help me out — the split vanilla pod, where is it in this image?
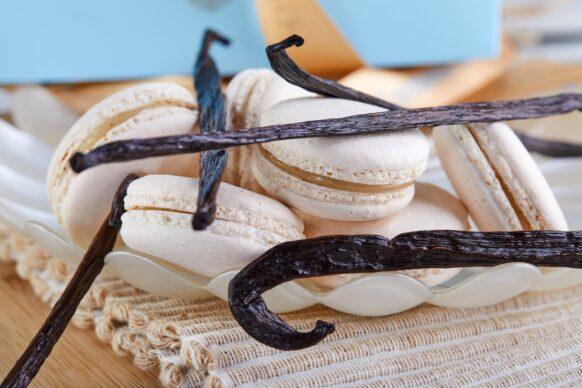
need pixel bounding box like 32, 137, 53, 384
192, 29, 230, 231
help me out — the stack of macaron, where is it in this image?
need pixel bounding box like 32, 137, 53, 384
251, 90, 471, 288
48, 68, 568, 291
48, 73, 311, 279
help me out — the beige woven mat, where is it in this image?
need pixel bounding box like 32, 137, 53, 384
1, 222, 581, 387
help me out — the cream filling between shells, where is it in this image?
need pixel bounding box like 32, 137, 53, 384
257, 145, 415, 194
465, 124, 545, 231
123, 209, 300, 247
51, 99, 197, 222
124, 201, 303, 243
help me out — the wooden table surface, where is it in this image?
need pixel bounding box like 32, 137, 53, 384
0, 264, 158, 387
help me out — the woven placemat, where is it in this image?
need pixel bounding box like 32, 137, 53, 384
1, 222, 581, 387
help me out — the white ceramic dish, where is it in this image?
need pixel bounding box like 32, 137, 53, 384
0, 124, 580, 315
20, 221, 581, 314
0, 119, 52, 180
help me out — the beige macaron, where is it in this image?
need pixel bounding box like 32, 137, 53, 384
223, 69, 313, 191
300, 183, 469, 289
433, 122, 568, 232
225, 68, 313, 130
254, 97, 429, 221
47, 83, 199, 248
120, 174, 305, 278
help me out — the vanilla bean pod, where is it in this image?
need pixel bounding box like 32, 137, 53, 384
228, 231, 582, 350
69, 93, 582, 172
515, 131, 582, 157
1, 174, 138, 388
192, 29, 230, 230
267, 34, 582, 158
266, 35, 401, 110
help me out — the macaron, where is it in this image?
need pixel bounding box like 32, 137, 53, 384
300, 183, 469, 289
120, 174, 305, 278
433, 122, 568, 232
254, 97, 430, 221
223, 69, 313, 191
48, 83, 199, 248
225, 68, 313, 130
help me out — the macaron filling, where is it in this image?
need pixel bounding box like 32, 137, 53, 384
51, 99, 196, 195
49, 99, 197, 229
124, 185, 304, 244
257, 144, 414, 194
123, 209, 300, 248
465, 124, 535, 231
73, 99, 195, 155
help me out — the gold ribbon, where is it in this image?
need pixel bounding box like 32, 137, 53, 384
255, 0, 364, 77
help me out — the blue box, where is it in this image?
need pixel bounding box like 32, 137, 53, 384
0, 0, 501, 84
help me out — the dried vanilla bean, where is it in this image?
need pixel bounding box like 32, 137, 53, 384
228, 231, 582, 350
69, 93, 582, 172
192, 29, 230, 230
266, 35, 401, 110
516, 131, 582, 157
268, 34, 582, 158
1, 174, 138, 388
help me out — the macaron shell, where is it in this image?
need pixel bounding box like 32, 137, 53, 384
125, 174, 304, 237
242, 73, 278, 128
301, 183, 469, 288
224, 69, 312, 191
253, 151, 415, 221
60, 109, 198, 247
48, 82, 195, 188
48, 82, 196, 207
48, 82, 198, 248
260, 97, 429, 185
225, 68, 273, 130
121, 211, 284, 278
434, 123, 568, 231
224, 69, 274, 190
470, 122, 567, 231
225, 68, 314, 130
313, 268, 462, 290
256, 75, 314, 119
301, 182, 469, 237
433, 125, 519, 231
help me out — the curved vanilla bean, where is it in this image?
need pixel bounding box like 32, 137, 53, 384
266, 35, 401, 110
516, 131, 582, 157
228, 231, 582, 350
1, 174, 138, 388
69, 93, 582, 172
192, 29, 230, 231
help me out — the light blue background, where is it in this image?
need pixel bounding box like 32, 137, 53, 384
0, 0, 501, 84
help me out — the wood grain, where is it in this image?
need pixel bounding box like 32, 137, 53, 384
0, 265, 157, 387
